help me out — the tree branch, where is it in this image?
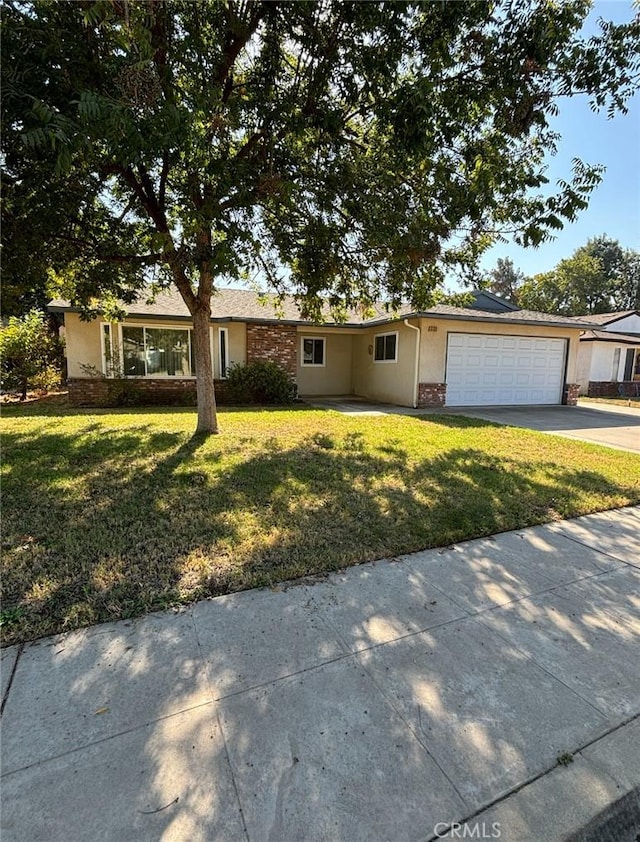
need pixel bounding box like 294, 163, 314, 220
217, 0, 266, 102
114, 164, 197, 312
52, 233, 161, 264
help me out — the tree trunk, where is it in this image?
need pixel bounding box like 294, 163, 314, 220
192, 302, 218, 434
20, 377, 28, 401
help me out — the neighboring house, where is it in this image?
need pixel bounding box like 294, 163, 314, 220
572, 311, 640, 397
49, 288, 590, 408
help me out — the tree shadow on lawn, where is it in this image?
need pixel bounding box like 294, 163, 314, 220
1, 415, 637, 644
2, 420, 638, 838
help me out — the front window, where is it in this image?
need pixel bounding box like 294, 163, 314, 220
145, 328, 190, 376
302, 336, 325, 366
120, 325, 193, 377
374, 332, 397, 362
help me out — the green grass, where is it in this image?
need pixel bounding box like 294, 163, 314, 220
2, 401, 639, 644
579, 395, 640, 408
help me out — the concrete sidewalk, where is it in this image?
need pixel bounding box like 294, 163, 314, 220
1, 508, 639, 842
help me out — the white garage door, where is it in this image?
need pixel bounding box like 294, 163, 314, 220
446, 333, 566, 406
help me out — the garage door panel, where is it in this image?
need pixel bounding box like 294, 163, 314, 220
446, 333, 566, 406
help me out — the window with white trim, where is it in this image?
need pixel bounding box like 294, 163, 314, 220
101, 324, 194, 377
301, 336, 325, 366
101, 323, 115, 376
219, 327, 229, 378
374, 331, 397, 362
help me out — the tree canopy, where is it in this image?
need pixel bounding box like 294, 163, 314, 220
506, 235, 640, 315
3, 0, 639, 430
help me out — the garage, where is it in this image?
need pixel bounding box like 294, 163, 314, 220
445, 333, 567, 406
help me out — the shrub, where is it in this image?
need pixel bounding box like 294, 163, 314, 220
0, 310, 63, 399
226, 360, 296, 404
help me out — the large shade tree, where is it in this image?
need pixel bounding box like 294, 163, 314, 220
3, 0, 639, 432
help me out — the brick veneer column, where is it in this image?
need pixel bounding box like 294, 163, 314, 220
417, 382, 446, 407
246, 323, 298, 378
563, 383, 580, 405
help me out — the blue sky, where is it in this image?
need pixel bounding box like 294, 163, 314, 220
476, 0, 640, 282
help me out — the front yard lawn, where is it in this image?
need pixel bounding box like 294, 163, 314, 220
2, 403, 639, 644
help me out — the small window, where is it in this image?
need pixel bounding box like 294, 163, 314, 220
374, 332, 397, 362
102, 323, 113, 376
611, 347, 621, 382
302, 337, 325, 366
219, 328, 229, 378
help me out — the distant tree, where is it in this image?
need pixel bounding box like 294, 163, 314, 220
616, 249, 640, 310
583, 236, 640, 310
516, 236, 640, 315
517, 269, 568, 314
485, 258, 525, 302
3, 1, 640, 432
0, 311, 62, 400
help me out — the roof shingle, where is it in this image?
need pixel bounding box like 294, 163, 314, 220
48, 287, 591, 329
568, 310, 639, 326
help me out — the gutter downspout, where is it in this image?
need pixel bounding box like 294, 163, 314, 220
404, 318, 421, 408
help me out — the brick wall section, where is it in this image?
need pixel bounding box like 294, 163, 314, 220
587, 381, 639, 398
417, 382, 446, 407
246, 324, 297, 378
563, 383, 580, 406
68, 378, 230, 407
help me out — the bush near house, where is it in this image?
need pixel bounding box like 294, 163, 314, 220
226, 360, 296, 404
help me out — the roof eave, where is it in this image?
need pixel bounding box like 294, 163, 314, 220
48, 302, 590, 330
407, 311, 591, 330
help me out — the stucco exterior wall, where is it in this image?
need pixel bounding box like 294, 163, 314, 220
222, 322, 246, 375
64, 313, 103, 378
352, 322, 418, 407
590, 343, 619, 382
576, 342, 594, 394
417, 318, 582, 385
65, 314, 245, 379
296, 330, 354, 396
587, 342, 640, 381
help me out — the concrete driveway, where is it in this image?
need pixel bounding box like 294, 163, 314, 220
1, 507, 639, 842
440, 404, 640, 452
